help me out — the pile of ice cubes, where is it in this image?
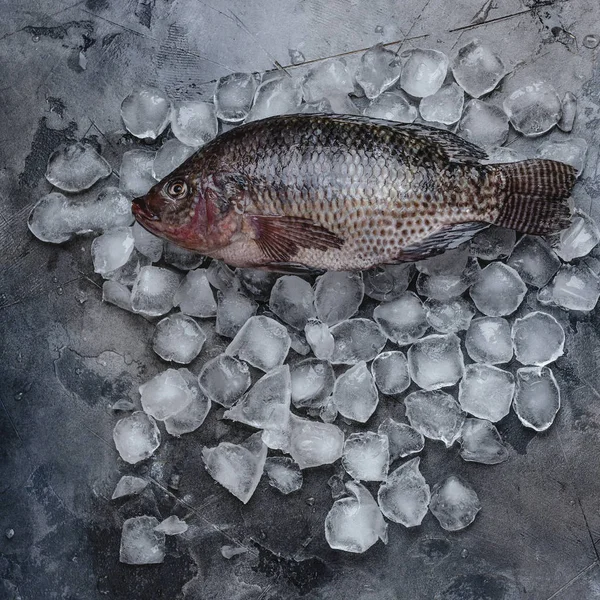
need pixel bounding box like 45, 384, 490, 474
26, 38, 600, 562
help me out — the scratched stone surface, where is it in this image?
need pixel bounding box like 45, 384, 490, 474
1, 1, 600, 599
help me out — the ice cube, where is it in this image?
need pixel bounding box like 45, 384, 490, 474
290, 358, 335, 409
512, 311, 565, 366
224, 364, 291, 431
332, 361, 379, 423
537, 138, 588, 178
173, 269, 217, 318
373, 292, 428, 345
120, 516, 165, 564
451, 39, 506, 98
507, 235, 560, 288
304, 319, 335, 360
236, 268, 279, 301
269, 275, 316, 330
153, 313, 206, 364
400, 48, 449, 98
264, 457, 303, 494
140, 368, 193, 421
288, 415, 344, 468
407, 334, 464, 390
483, 146, 525, 163
363, 91, 418, 123
371, 351, 410, 396
416, 245, 469, 277
164, 369, 211, 436
105, 248, 150, 286
206, 260, 235, 291
465, 316, 513, 364
152, 138, 196, 180
155, 515, 188, 535
429, 476, 481, 531
314, 271, 364, 325
202, 432, 267, 503
45, 142, 111, 192
319, 400, 338, 424
537, 264, 600, 312
113, 411, 161, 464
404, 390, 465, 447
458, 100, 509, 148
220, 545, 248, 559
214, 72, 260, 123
469, 262, 526, 316
170, 101, 218, 147
301, 98, 334, 114
377, 457, 430, 527
419, 83, 464, 125
91, 227, 135, 276
469, 227, 516, 261
302, 59, 354, 103
558, 91, 577, 132
111, 475, 148, 500
503, 82, 561, 137
131, 266, 181, 316
513, 366, 560, 431
363, 264, 414, 301
120, 85, 171, 139
119, 149, 157, 198
552, 210, 600, 261
458, 364, 515, 422
216, 288, 259, 338
330, 318, 387, 365
355, 44, 402, 99
424, 297, 475, 334
198, 354, 251, 408
342, 432, 389, 482
133, 222, 163, 262
377, 418, 424, 462
459, 418, 509, 465
324, 481, 388, 553
102, 280, 133, 312
163, 242, 205, 271
416, 257, 481, 300
247, 74, 303, 121
226, 315, 291, 371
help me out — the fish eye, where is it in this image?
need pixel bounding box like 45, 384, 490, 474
165, 180, 188, 200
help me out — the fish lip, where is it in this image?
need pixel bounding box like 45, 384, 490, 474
132, 197, 159, 221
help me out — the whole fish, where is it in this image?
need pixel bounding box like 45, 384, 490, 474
132, 113, 576, 271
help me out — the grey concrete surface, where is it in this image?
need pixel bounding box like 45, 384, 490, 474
2, 0, 600, 599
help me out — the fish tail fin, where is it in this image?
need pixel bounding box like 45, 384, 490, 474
493, 159, 576, 235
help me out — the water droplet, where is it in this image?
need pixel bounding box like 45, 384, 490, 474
461, 548, 469, 558
583, 34, 600, 49
52, 277, 58, 283
32, 35, 40, 43
5, 528, 14, 539
57, 287, 64, 295
14, 392, 23, 401
375, 25, 384, 33
305, 497, 315, 506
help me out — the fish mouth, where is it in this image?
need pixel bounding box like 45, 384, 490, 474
132, 197, 160, 222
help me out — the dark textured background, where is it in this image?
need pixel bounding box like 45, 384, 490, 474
2, 1, 600, 598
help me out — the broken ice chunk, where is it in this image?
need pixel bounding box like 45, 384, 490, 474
503, 82, 561, 137
404, 390, 465, 447
458, 100, 509, 148
363, 264, 413, 301
152, 138, 196, 180
419, 83, 464, 125
202, 432, 267, 503
469, 227, 516, 261
552, 210, 600, 262
537, 138, 587, 176
465, 317, 513, 365
558, 91, 577, 132
355, 44, 401, 99
314, 271, 364, 325
363, 91, 418, 123
290, 358, 335, 409
264, 457, 303, 494
513, 366, 560, 431
113, 411, 161, 464
164, 369, 211, 436
207, 260, 236, 291
131, 266, 181, 317
139, 369, 192, 421
46, 142, 111, 192
451, 39, 506, 98
378, 418, 424, 462
155, 515, 188, 535
247, 74, 302, 121
458, 364, 514, 422
120, 516, 165, 564
170, 101, 218, 147
400, 48, 449, 98
332, 362, 378, 423
371, 351, 410, 396
174, 269, 217, 318
304, 319, 335, 360
133, 222, 163, 262
236, 268, 278, 301
330, 319, 387, 365
342, 432, 389, 482
373, 292, 428, 345
302, 59, 354, 104
269, 275, 316, 330
416, 257, 481, 301
112, 475, 148, 500
288, 415, 344, 468
121, 85, 171, 139
459, 418, 509, 465
469, 262, 526, 317
537, 264, 600, 312
214, 72, 259, 122
407, 334, 464, 391
119, 149, 157, 198
91, 227, 135, 276
102, 280, 133, 312
226, 316, 291, 372
216, 288, 258, 338
163, 242, 205, 271
377, 457, 430, 527
198, 354, 251, 408
429, 476, 481, 531
324, 481, 388, 553
424, 297, 475, 334
507, 235, 560, 288
512, 311, 565, 367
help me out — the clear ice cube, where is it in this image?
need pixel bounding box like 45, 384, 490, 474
170, 101, 218, 147
363, 91, 418, 123
513, 366, 560, 431
119, 149, 157, 198
373, 291, 428, 345
139, 368, 193, 420
552, 210, 600, 262
198, 353, 251, 408
207, 260, 236, 291
342, 432, 389, 482
332, 361, 379, 423
558, 91, 577, 132
537, 264, 600, 312
113, 411, 161, 464
459, 418, 509, 465
416, 257, 481, 300
112, 475, 148, 500
424, 297, 475, 334
400, 48, 449, 98
451, 39, 506, 98
102, 280, 133, 312
469, 227, 516, 261
355, 44, 402, 99
214, 72, 259, 123
152, 138, 196, 180
247, 74, 303, 121
314, 271, 364, 326
164, 369, 211, 436
155, 515, 188, 535
45, 142, 111, 192
290, 358, 335, 409
416, 245, 469, 277
503, 82, 561, 137
264, 457, 303, 494
377, 418, 424, 462
304, 319, 335, 360
104, 248, 150, 287
131, 266, 181, 317
216, 288, 258, 338
429, 476, 481, 531
152, 313, 206, 364
507, 235, 560, 288
288, 415, 344, 468
363, 264, 413, 301
371, 351, 410, 396
133, 221, 163, 262
120, 516, 165, 564
120, 85, 171, 139
269, 275, 316, 330
458, 100, 509, 148
302, 59, 354, 104
512, 311, 565, 366
163, 242, 205, 271
469, 262, 526, 316
407, 333, 465, 390
236, 268, 279, 301
91, 227, 135, 276
536, 138, 587, 176
465, 316, 513, 364
330, 318, 387, 365
458, 364, 515, 422
419, 83, 464, 125
174, 269, 217, 318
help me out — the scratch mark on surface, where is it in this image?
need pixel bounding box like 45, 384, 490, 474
0, 397, 23, 443
545, 562, 599, 599
470, 0, 497, 25
449, 9, 531, 32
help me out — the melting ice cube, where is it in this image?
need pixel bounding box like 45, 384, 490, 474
511, 311, 565, 367
459, 418, 509, 465
152, 138, 196, 180
290, 358, 335, 409
407, 333, 465, 390
465, 316, 513, 365
503, 82, 561, 137
120, 85, 171, 139
419, 83, 464, 125
164, 369, 211, 436
45, 142, 111, 192
113, 411, 161, 464
342, 432, 389, 482
429, 476, 481, 531
174, 269, 217, 318
198, 353, 251, 408
373, 292, 428, 345
458, 364, 515, 422
469, 227, 516, 261
378, 418, 424, 462
139, 368, 193, 421
469, 262, 526, 317
133, 222, 163, 262
363, 264, 414, 301
269, 275, 316, 330
214, 72, 260, 123
216, 288, 258, 338
458, 100, 509, 148
247, 74, 303, 122
288, 415, 345, 469
119, 149, 157, 198
400, 48, 449, 98
304, 319, 335, 360
536, 138, 587, 176
170, 101, 218, 147
355, 44, 402, 99
330, 319, 387, 365
513, 366, 560, 431
91, 227, 135, 276
331, 361, 379, 423
537, 264, 600, 312
424, 297, 475, 334
507, 235, 560, 288
155, 515, 188, 535
363, 91, 418, 123
371, 351, 410, 396
451, 39, 506, 98
264, 457, 303, 494
314, 271, 364, 325
111, 475, 148, 500
120, 516, 165, 564
131, 266, 181, 317
551, 210, 600, 262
